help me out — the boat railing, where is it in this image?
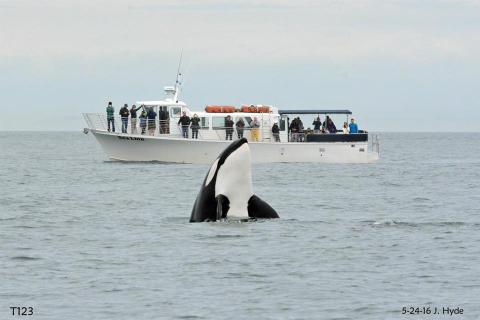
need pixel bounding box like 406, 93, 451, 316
371, 134, 380, 154
83, 113, 108, 131
83, 113, 276, 142
83, 113, 372, 145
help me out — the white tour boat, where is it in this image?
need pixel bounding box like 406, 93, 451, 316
83, 85, 379, 164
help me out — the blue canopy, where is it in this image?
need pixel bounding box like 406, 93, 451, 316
279, 109, 352, 115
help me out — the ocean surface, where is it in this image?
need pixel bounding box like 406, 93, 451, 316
1, 132, 479, 320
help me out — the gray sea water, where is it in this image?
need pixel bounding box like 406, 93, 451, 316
1, 132, 479, 320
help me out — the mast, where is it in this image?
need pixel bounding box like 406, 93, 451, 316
174, 50, 183, 103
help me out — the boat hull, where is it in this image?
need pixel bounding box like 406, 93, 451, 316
89, 130, 379, 164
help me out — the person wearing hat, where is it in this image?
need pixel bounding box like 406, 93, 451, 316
106, 101, 115, 132
349, 118, 358, 134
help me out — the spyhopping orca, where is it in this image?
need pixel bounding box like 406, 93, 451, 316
190, 138, 279, 222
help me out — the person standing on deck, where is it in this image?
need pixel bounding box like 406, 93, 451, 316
159, 108, 170, 134
225, 115, 234, 140
349, 118, 359, 134
326, 117, 337, 134
139, 110, 147, 135
322, 116, 329, 131
289, 118, 298, 142
106, 101, 115, 132
343, 121, 349, 134
190, 114, 200, 139
129, 104, 142, 134
119, 104, 130, 133
236, 118, 245, 139
272, 122, 280, 142
147, 107, 157, 136
250, 117, 261, 142
297, 117, 304, 142
313, 116, 322, 133
178, 111, 191, 138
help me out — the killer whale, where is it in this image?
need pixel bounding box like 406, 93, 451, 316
190, 138, 279, 222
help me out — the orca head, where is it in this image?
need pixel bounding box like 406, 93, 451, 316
190, 138, 279, 222
205, 138, 253, 219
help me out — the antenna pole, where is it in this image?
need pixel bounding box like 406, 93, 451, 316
174, 50, 183, 102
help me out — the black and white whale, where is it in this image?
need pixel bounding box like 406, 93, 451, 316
190, 138, 279, 222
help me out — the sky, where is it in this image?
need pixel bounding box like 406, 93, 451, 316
1, 0, 479, 131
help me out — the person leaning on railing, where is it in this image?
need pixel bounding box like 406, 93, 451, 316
106, 101, 115, 132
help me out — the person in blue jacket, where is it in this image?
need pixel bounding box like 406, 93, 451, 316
349, 118, 359, 134
147, 108, 157, 136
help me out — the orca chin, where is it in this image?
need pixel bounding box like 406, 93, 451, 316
190, 138, 279, 223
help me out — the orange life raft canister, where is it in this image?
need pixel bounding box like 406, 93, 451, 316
241, 105, 258, 113
241, 105, 271, 113
205, 105, 236, 113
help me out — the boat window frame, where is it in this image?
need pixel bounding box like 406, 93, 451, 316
170, 107, 182, 118
211, 115, 231, 129
200, 116, 210, 129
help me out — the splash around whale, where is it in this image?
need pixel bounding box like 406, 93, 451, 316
190, 138, 279, 222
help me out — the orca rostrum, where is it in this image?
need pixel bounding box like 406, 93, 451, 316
190, 138, 279, 222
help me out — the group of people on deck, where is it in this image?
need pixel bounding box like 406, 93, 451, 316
106, 102, 167, 136
290, 116, 359, 141
177, 113, 262, 142
106, 102, 359, 142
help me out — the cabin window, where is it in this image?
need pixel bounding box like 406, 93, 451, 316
200, 117, 210, 129
171, 107, 181, 118
212, 116, 227, 129
159, 106, 169, 120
